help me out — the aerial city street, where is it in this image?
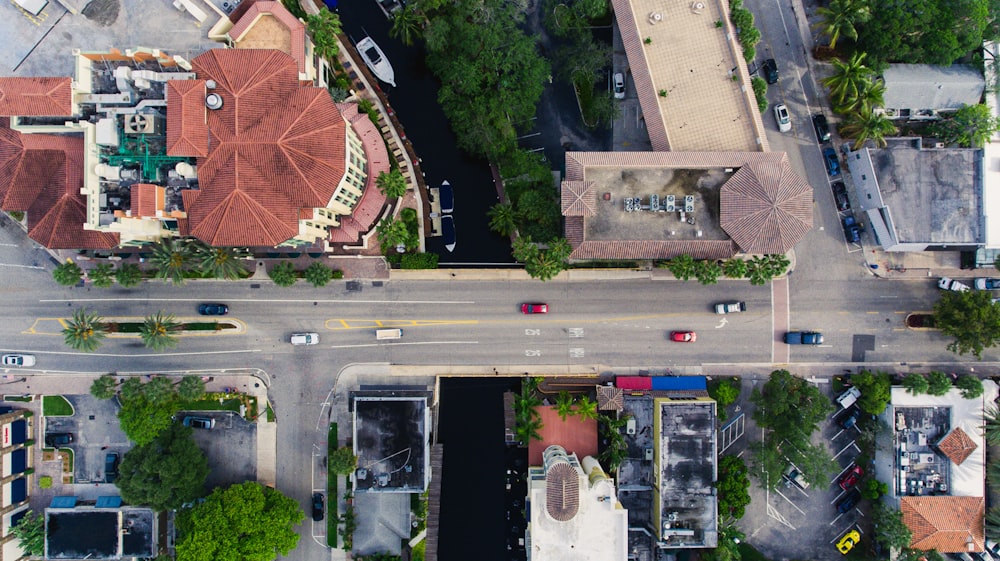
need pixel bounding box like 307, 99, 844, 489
0, 0, 998, 560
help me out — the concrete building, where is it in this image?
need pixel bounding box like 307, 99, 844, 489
881, 64, 985, 121
526, 445, 628, 561
0, 408, 32, 561
352, 394, 430, 494
44, 498, 154, 560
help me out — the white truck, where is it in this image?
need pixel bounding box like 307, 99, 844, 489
938, 277, 970, 292
376, 328, 402, 340
836, 387, 861, 410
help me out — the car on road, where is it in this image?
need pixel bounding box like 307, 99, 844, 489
975, 278, 1000, 290
773, 103, 791, 132
836, 488, 862, 513
938, 277, 970, 292
312, 493, 325, 521
813, 114, 831, 142
715, 301, 746, 314
44, 433, 74, 447
761, 59, 778, 84
2, 354, 35, 367
831, 181, 850, 212
290, 333, 319, 345
836, 530, 860, 554
197, 303, 229, 315
842, 215, 861, 243
784, 331, 823, 345
669, 331, 696, 342
105, 452, 120, 483
182, 416, 215, 430
824, 147, 841, 176
521, 303, 548, 314
838, 465, 863, 490
613, 72, 626, 99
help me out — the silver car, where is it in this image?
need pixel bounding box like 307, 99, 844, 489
773, 103, 791, 132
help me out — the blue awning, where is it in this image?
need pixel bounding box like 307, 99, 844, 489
11, 477, 26, 503
50, 496, 78, 508
650, 376, 707, 391
10, 419, 26, 444
95, 496, 122, 508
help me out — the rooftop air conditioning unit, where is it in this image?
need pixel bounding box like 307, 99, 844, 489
124, 114, 155, 134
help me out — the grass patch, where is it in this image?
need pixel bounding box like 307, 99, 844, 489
265, 403, 275, 422
412, 540, 426, 561
4, 395, 32, 402
738, 543, 771, 561
177, 397, 242, 412
42, 395, 73, 417
328, 422, 338, 548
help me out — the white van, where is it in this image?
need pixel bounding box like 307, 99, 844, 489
376, 328, 402, 340
836, 387, 861, 409
290, 333, 319, 346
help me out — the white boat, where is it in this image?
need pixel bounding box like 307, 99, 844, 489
356, 37, 395, 87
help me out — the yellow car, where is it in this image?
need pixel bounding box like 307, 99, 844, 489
836, 530, 860, 554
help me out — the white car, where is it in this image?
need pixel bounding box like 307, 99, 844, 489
613, 73, 626, 99
774, 103, 791, 132
2, 354, 35, 367
290, 333, 319, 346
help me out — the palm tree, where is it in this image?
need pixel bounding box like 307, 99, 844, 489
515, 414, 543, 443
574, 395, 599, 420
140, 311, 180, 352
822, 53, 872, 109
487, 203, 517, 237
839, 110, 897, 149
115, 263, 143, 288
390, 5, 426, 47
177, 375, 206, 401
853, 79, 886, 114
812, 0, 869, 49
984, 405, 1000, 446
89, 263, 115, 288
988, 506, 1000, 540
150, 238, 192, 285
556, 391, 575, 420
376, 169, 408, 199
193, 243, 247, 280
63, 308, 108, 352
989, 462, 1000, 492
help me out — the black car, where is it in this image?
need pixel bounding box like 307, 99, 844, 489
842, 215, 862, 244
831, 181, 850, 212
836, 488, 862, 513
311, 493, 325, 521
44, 433, 74, 447
761, 59, 778, 84
197, 303, 229, 316
813, 114, 831, 142
105, 452, 120, 483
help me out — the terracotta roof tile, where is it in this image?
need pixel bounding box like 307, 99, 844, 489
902, 496, 984, 553
719, 159, 813, 254
0, 77, 73, 117
132, 184, 164, 217
561, 181, 597, 217
937, 427, 978, 466
166, 80, 209, 157
228, 1, 307, 75
545, 462, 580, 522
597, 386, 624, 411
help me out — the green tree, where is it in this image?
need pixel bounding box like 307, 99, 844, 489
848, 78, 887, 115
813, 0, 870, 48
709, 378, 741, 408
988, 505, 1000, 540
839, 110, 897, 149
851, 370, 891, 415
552, 34, 610, 85
667, 254, 697, 281
871, 501, 912, 550
330, 446, 358, 475
377, 216, 410, 254
175, 482, 304, 561
751, 77, 768, 113
722, 258, 748, 279
792, 442, 838, 488
376, 169, 408, 199
573, 395, 598, 420
268, 261, 298, 287
717, 455, 751, 519
751, 370, 833, 442
932, 103, 1000, 148
515, 414, 544, 443
984, 405, 1000, 446
389, 4, 426, 46
955, 374, 984, 399
861, 478, 889, 500
150, 238, 192, 285
53, 260, 83, 286
117, 424, 209, 510
90, 374, 118, 400
934, 290, 1000, 358
10, 510, 44, 556
307, 7, 342, 60
115, 262, 143, 288
177, 376, 205, 401
89, 263, 115, 288
194, 244, 247, 280
487, 203, 517, 237
856, 0, 990, 68
822, 52, 872, 108
555, 391, 575, 420
118, 391, 177, 446
63, 308, 108, 352
303, 262, 334, 288
141, 311, 181, 352
702, 524, 744, 561
694, 259, 723, 285
901, 372, 929, 395
926, 371, 953, 395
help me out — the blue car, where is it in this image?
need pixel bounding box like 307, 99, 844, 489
824, 148, 840, 177
842, 215, 862, 243
197, 303, 229, 316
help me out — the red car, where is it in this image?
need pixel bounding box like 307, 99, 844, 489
838, 465, 863, 490
670, 331, 697, 343
521, 303, 548, 314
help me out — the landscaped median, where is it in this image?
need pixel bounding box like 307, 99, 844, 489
99, 317, 247, 338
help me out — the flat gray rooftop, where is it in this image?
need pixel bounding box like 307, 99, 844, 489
353, 397, 428, 493
873, 140, 983, 245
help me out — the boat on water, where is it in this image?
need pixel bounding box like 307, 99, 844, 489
356, 37, 396, 87
438, 180, 454, 213
441, 215, 456, 252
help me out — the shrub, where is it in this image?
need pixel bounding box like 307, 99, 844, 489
751, 77, 768, 112
268, 261, 298, 287
38, 476, 52, 489
401, 253, 439, 269
304, 262, 334, 287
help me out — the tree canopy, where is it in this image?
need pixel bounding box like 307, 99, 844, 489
175, 482, 304, 561
934, 289, 1000, 359
116, 424, 209, 510
871, 502, 912, 550
10, 510, 44, 556
717, 455, 751, 519
851, 370, 891, 415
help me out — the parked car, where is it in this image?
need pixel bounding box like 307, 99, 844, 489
197, 303, 229, 315
312, 493, 325, 521
2, 354, 35, 367
836, 387, 861, 409
824, 147, 841, 176
836, 530, 860, 554
290, 333, 319, 345
836, 488, 862, 513
669, 331, 696, 342
938, 277, 971, 292
781, 463, 809, 489
773, 103, 791, 132
715, 301, 747, 314
521, 303, 548, 314
613, 72, 626, 99
838, 464, 863, 490
813, 114, 831, 142
831, 181, 850, 212
44, 433, 74, 446
784, 331, 823, 345
105, 452, 120, 483
761, 59, 778, 84
182, 416, 215, 430
840, 407, 861, 429
842, 215, 862, 243
974, 278, 1000, 290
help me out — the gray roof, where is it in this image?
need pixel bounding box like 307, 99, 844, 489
882, 64, 984, 111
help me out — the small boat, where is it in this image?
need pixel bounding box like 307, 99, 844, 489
356, 36, 395, 87
441, 215, 456, 252
438, 180, 454, 213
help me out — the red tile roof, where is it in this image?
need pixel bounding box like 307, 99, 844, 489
561, 181, 597, 217
132, 184, 164, 217
719, 159, 813, 254
328, 103, 390, 245
0, 78, 73, 117
166, 80, 209, 157
188, 49, 346, 246
902, 496, 984, 553
228, 1, 307, 75
545, 462, 580, 522
937, 427, 978, 466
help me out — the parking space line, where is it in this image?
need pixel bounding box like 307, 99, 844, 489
832, 440, 858, 460
766, 502, 797, 530
774, 488, 807, 515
